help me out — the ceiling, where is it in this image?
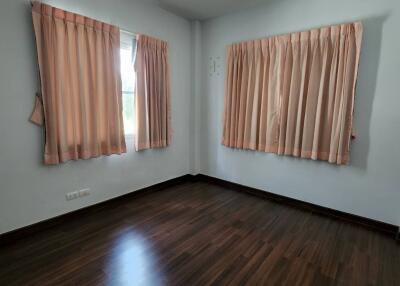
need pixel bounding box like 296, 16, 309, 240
152, 0, 272, 20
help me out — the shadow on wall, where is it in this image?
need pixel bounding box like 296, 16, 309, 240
351, 13, 389, 170
23, 1, 46, 165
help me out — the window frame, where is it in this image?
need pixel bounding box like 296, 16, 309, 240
120, 31, 136, 140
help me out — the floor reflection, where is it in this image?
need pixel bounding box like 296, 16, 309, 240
105, 230, 163, 286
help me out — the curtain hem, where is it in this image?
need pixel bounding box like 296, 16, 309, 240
222, 141, 349, 165
135, 140, 169, 151
44, 145, 127, 165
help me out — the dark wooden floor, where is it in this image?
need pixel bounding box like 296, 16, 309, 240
1, 181, 399, 286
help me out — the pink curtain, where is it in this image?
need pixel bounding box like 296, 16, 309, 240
222, 22, 363, 165
135, 35, 171, 151
31, 2, 126, 164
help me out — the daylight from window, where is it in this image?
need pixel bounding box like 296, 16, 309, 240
120, 45, 135, 136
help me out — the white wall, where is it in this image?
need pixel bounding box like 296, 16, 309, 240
1, 0, 399, 235
0, 0, 192, 234
200, 0, 400, 225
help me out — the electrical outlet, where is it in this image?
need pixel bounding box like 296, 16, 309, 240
66, 191, 78, 201
66, 188, 90, 201
78, 188, 90, 197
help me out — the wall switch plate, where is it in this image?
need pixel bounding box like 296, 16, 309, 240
66, 188, 90, 201
208, 56, 221, 77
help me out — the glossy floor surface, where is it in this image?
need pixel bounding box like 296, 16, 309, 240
0, 181, 399, 286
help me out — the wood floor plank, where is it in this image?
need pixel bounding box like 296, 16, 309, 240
0, 181, 399, 286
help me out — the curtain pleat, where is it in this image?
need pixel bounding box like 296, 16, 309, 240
135, 35, 171, 151
30, 2, 126, 164
222, 22, 363, 165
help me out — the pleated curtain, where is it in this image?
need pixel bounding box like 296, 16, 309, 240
135, 35, 171, 151
30, 2, 126, 164
222, 22, 363, 164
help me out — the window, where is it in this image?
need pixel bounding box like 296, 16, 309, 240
120, 32, 136, 136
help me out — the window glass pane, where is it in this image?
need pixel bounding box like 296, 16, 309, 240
122, 92, 134, 135
120, 48, 135, 93
120, 40, 136, 136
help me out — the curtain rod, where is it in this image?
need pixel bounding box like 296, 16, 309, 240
29, 1, 138, 37
228, 20, 362, 46
121, 29, 138, 37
